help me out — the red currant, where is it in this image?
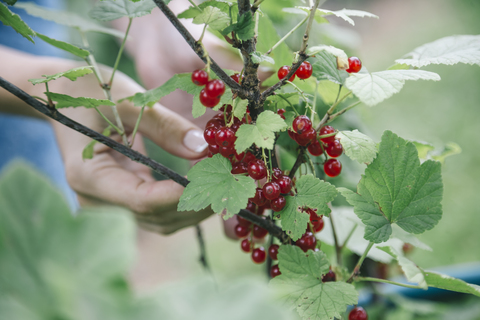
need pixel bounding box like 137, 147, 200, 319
322, 269, 336, 282
263, 182, 281, 200
277, 108, 286, 120
319, 125, 336, 143
231, 162, 248, 174
325, 140, 343, 157
252, 247, 267, 264
200, 88, 220, 108
271, 196, 286, 212
191, 69, 209, 86
204, 127, 218, 145
295, 231, 317, 252
231, 73, 241, 83
235, 224, 250, 238
208, 144, 219, 155
270, 264, 281, 278
313, 218, 325, 232
248, 159, 267, 180
272, 167, 283, 180
268, 244, 279, 260
219, 145, 235, 158
253, 225, 268, 239
346, 57, 362, 73
241, 239, 252, 253
242, 152, 256, 164
295, 61, 313, 79
215, 126, 236, 147
274, 175, 292, 194
246, 201, 256, 213
219, 104, 233, 113
205, 79, 226, 99
237, 215, 252, 227
277, 66, 295, 82
308, 140, 324, 156
251, 187, 267, 206
292, 115, 312, 134
324, 159, 342, 177
296, 128, 317, 146
348, 306, 368, 320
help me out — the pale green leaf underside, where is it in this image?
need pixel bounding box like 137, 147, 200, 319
251, 51, 275, 65
0, 2, 35, 43
46, 92, 115, 109
177, 1, 230, 19
396, 35, 480, 68
306, 45, 348, 61
345, 70, 441, 107
192, 6, 230, 31
310, 51, 347, 85
29, 66, 93, 84
337, 130, 377, 164
339, 131, 443, 243
423, 271, 480, 297
36, 33, 90, 58
178, 155, 256, 219
89, 0, 156, 21
315, 8, 379, 26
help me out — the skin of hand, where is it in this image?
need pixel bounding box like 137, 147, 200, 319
0, 45, 213, 235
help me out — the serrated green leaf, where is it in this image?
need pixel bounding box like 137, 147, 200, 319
89, 0, 156, 21
234, 110, 287, 153
339, 131, 443, 243
377, 246, 427, 289
177, 0, 230, 19
311, 51, 348, 85
15, 2, 126, 38
396, 35, 480, 68
314, 8, 378, 26
271, 245, 358, 320
36, 33, 90, 58
251, 51, 275, 65
431, 142, 461, 164
274, 175, 337, 241
345, 70, 441, 107
178, 155, 256, 218
222, 12, 254, 41
423, 271, 480, 297
82, 126, 111, 160
46, 92, 115, 109
192, 6, 230, 31
233, 97, 248, 120
337, 130, 377, 164
0, 2, 35, 43
29, 66, 93, 85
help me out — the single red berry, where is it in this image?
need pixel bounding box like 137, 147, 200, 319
253, 225, 268, 239
191, 69, 209, 86
231, 162, 248, 174
268, 244, 279, 260
230, 122, 241, 133
288, 129, 300, 142
325, 140, 343, 158
313, 218, 325, 232
296, 128, 317, 146
205, 79, 226, 99
272, 167, 283, 180
295, 61, 313, 79
252, 247, 267, 264
208, 144, 219, 155
308, 140, 324, 156
251, 187, 267, 206
213, 113, 226, 121
234, 224, 250, 238
237, 215, 252, 227
241, 239, 252, 253
322, 269, 336, 282
205, 118, 223, 129
219, 145, 235, 158
296, 231, 317, 252
219, 104, 233, 113
200, 88, 220, 108
292, 115, 312, 134
246, 201, 256, 213
278, 65, 295, 82
215, 126, 236, 147
274, 175, 292, 194
324, 159, 342, 177
271, 196, 286, 212
207, 150, 213, 158
270, 264, 281, 278
204, 127, 218, 146
263, 182, 281, 200
277, 108, 286, 120
349, 306, 368, 320
242, 152, 256, 164
231, 73, 241, 83
346, 57, 362, 73
319, 125, 336, 143
248, 159, 267, 180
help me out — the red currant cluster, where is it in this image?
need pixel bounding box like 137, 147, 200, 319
277, 61, 313, 81
191, 69, 226, 108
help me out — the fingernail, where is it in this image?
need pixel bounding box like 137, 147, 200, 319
184, 129, 208, 153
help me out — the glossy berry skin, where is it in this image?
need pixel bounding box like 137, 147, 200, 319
191, 69, 209, 86
237, 215, 252, 227
253, 225, 268, 239
346, 57, 362, 73
296, 231, 317, 252
313, 218, 325, 232
205, 79, 226, 98
270, 265, 281, 278
271, 196, 286, 212
231, 162, 248, 174
219, 145, 235, 158
295, 61, 313, 79
208, 144, 219, 155
241, 239, 252, 253
215, 126, 236, 147
268, 244, 280, 260
277, 108, 286, 120
325, 140, 343, 158
278, 65, 295, 82
274, 175, 292, 194
272, 167, 283, 180
252, 247, 267, 264
349, 306, 368, 320
251, 188, 267, 206
234, 224, 250, 238
199, 88, 220, 108
242, 152, 256, 165
308, 140, 324, 156
324, 159, 342, 177
204, 127, 218, 145
322, 270, 336, 282
248, 159, 267, 180
319, 125, 336, 143
205, 118, 223, 129
292, 115, 312, 134
263, 182, 281, 200
296, 128, 317, 146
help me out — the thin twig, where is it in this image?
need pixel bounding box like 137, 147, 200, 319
328, 101, 362, 123
299, 0, 321, 53
347, 242, 374, 283
288, 147, 307, 179
266, 16, 308, 55
195, 224, 211, 272
109, 17, 132, 87
261, 55, 308, 99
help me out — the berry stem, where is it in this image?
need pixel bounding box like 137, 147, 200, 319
347, 242, 374, 283
316, 90, 352, 131
129, 105, 145, 148
266, 16, 308, 56
328, 101, 362, 123
251, 0, 265, 11
109, 17, 133, 87
356, 277, 427, 290
299, 0, 322, 54
187, 0, 202, 13
286, 81, 311, 109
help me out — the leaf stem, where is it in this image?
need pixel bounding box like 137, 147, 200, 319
356, 277, 426, 290
130, 105, 145, 147
315, 90, 352, 130
251, 0, 265, 11
94, 107, 122, 133
347, 242, 374, 283
328, 101, 362, 123
109, 18, 132, 87
187, 0, 202, 12
266, 16, 308, 55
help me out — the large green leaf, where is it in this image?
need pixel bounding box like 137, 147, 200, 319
336, 130, 377, 164
274, 175, 337, 241
310, 51, 348, 85
89, 0, 156, 21
45, 92, 115, 109
0, 2, 35, 43
192, 6, 230, 31
36, 33, 90, 58
177, 0, 231, 20
423, 271, 480, 297
339, 131, 443, 243
28, 66, 93, 85
178, 155, 256, 219
271, 246, 358, 320
221, 12, 255, 41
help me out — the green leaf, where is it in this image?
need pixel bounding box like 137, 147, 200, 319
271, 245, 358, 320
0, 2, 35, 43
177, 0, 230, 19
15, 2, 126, 38
222, 12, 254, 41
28, 66, 93, 85
45, 92, 115, 109
431, 142, 462, 164
314, 8, 378, 26
251, 51, 275, 65
4, 0, 17, 5
178, 155, 256, 219
256, 14, 292, 71
89, 0, 156, 21
338, 131, 443, 243
192, 6, 230, 31
396, 35, 480, 68
274, 175, 337, 241
377, 246, 427, 289
388, 63, 410, 70
423, 271, 480, 297
234, 110, 287, 153
336, 130, 377, 164
317, 80, 350, 105
411, 140, 435, 160
82, 126, 112, 160
345, 70, 441, 107
233, 97, 248, 120
311, 51, 348, 85
36, 33, 90, 58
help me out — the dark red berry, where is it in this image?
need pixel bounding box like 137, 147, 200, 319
231, 73, 241, 83
248, 159, 267, 180
215, 126, 236, 147
278, 66, 295, 82
277, 108, 286, 120
322, 270, 336, 282
256, 205, 266, 216
268, 244, 279, 260
349, 306, 368, 320
191, 69, 209, 86
272, 167, 283, 180
231, 162, 248, 174
204, 127, 218, 145
313, 218, 324, 232
235, 224, 250, 238
219, 145, 235, 158
274, 175, 292, 194
319, 125, 336, 143
271, 196, 286, 212
296, 128, 317, 146
246, 201, 256, 213
296, 231, 317, 252
295, 61, 313, 79
219, 104, 233, 113
308, 140, 324, 156
252, 247, 267, 264
205, 118, 223, 129
270, 264, 281, 278
208, 144, 219, 155
251, 187, 267, 206
324, 159, 342, 177
213, 113, 226, 121
241, 239, 252, 253
205, 79, 226, 99
346, 57, 362, 73
262, 182, 281, 200
292, 115, 312, 134
253, 225, 268, 239
242, 152, 256, 164
325, 140, 343, 158
200, 88, 220, 108
237, 215, 252, 227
